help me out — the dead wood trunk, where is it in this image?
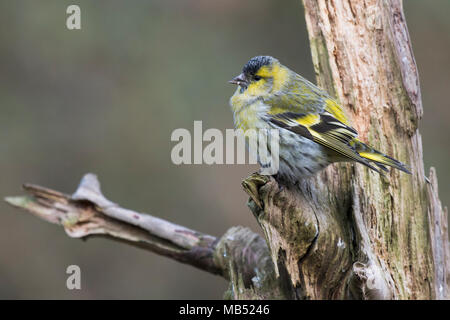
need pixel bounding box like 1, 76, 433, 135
242, 0, 448, 299
5, 0, 448, 300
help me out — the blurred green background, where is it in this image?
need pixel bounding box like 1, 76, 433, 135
0, 0, 448, 299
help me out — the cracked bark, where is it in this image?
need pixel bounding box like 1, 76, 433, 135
238, 0, 448, 299
4, 0, 449, 300
5, 173, 290, 299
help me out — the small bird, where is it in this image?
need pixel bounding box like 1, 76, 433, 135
229, 55, 410, 184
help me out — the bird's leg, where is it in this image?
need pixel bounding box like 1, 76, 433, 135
272, 173, 285, 193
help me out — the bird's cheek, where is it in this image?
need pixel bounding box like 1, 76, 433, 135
246, 81, 267, 96
245, 82, 258, 95
266, 79, 274, 93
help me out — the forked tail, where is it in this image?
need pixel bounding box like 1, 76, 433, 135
353, 140, 411, 174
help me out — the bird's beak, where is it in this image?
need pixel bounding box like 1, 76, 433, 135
229, 73, 248, 88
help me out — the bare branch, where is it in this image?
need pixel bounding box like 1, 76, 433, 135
5, 173, 222, 275
4, 173, 289, 299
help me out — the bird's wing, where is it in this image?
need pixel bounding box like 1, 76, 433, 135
268, 110, 382, 173
322, 97, 351, 126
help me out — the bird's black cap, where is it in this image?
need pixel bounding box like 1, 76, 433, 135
242, 56, 274, 76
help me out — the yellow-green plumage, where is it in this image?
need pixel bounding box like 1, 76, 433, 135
229, 56, 410, 183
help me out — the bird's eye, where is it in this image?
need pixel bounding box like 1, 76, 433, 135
254, 75, 262, 81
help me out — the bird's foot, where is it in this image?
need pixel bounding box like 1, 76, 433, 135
272, 173, 286, 194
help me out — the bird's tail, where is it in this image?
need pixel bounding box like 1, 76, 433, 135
352, 140, 411, 174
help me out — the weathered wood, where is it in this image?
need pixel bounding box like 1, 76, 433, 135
241, 0, 448, 299
5, 173, 289, 299
4, 0, 448, 300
